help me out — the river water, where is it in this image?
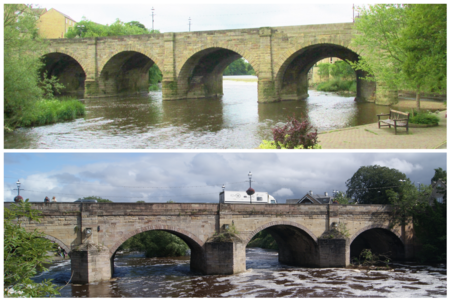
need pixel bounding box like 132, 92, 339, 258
5, 76, 394, 149
34, 248, 446, 298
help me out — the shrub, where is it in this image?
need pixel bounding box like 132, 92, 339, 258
270, 115, 319, 149
409, 110, 439, 125
19, 99, 85, 127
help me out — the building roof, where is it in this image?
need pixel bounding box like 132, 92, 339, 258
44, 8, 77, 23
286, 191, 335, 204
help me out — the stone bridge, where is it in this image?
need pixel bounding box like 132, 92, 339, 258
39, 23, 397, 105
7, 202, 414, 283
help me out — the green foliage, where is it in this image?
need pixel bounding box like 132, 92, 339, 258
18, 99, 85, 127
4, 4, 46, 130
431, 167, 446, 183
316, 78, 356, 92
317, 63, 330, 79
354, 249, 390, 267
334, 192, 353, 205
148, 64, 163, 91
352, 4, 447, 110
65, 18, 159, 38
4, 200, 60, 297
223, 58, 255, 75
39, 72, 65, 99
259, 140, 322, 149
247, 230, 278, 250
118, 231, 189, 257
345, 165, 408, 204
78, 196, 112, 203
411, 201, 446, 263
409, 110, 440, 125
136, 201, 146, 203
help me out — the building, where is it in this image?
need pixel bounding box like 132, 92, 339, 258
37, 8, 77, 39
286, 190, 335, 204
430, 179, 446, 205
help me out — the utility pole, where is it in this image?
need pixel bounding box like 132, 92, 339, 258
151, 7, 155, 32
188, 17, 191, 32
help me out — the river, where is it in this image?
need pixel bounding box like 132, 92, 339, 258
5, 76, 395, 149
34, 248, 446, 298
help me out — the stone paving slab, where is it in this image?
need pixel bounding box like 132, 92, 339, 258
318, 110, 447, 149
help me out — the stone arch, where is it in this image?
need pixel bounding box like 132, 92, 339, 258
97, 49, 162, 96
42, 49, 88, 75
349, 225, 405, 261
109, 224, 204, 257
274, 42, 375, 102
40, 51, 88, 96
175, 45, 259, 100
98, 47, 164, 79
43, 234, 71, 254
177, 44, 259, 79
243, 220, 320, 267
243, 220, 318, 245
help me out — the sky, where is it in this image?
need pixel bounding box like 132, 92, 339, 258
35, 2, 358, 33
4, 152, 446, 203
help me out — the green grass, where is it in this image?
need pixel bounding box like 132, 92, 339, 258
19, 98, 85, 127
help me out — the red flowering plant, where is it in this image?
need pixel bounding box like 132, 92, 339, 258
271, 115, 319, 149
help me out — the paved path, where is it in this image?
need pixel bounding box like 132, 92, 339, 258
318, 110, 447, 149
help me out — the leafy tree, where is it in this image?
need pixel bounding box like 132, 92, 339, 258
345, 165, 407, 204
136, 200, 146, 203
4, 200, 60, 297
333, 191, 353, 204
4, 4, 45, 130
65, 17, 159, 38
223, 58, 255, 75
118, 231, 189, 257
431, 167, 447, 183
317, 63, 330, 79
330, 61, 355, 79
352, 4, 447, 111
247, 230, 277, 250
77, 196, 112, 203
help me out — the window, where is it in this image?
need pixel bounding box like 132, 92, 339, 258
270, 200, 276, 204
257, 197, 263, 201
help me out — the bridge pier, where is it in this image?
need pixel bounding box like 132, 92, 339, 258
203, 240, 246, 275
70, 248, 112, 284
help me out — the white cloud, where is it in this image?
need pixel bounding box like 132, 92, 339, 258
372, 158, 423, 174
273, 188, 294, 198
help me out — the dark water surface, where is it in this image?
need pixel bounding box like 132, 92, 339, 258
34, 248, 446, 298
5, 78, 394, 149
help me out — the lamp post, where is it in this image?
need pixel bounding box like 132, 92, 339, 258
14, 180, 23, 203
246, 171, 255, 204
222, 184, 225, 192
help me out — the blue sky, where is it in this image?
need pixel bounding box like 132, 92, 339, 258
4, 152, 446, 203
37, 2, 358, 33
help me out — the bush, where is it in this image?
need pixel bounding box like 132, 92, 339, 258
317, 78, 356, 92
19, 98, 85, 127
409, 110, 439, 125
269, 115, 320, 149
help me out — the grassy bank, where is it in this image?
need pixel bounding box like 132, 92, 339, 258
19, 98, 85, 127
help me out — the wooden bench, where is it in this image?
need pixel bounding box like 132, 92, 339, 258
377, 109, 410, 135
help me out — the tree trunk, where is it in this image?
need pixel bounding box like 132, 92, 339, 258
415, 85, 421, 112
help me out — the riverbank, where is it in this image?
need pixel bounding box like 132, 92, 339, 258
318, 110, 446, 149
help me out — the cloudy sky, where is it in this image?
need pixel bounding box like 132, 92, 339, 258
4, 152, 445, 203
36, 1, 358, 33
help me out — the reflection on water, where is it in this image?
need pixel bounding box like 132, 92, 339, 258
5, 80, 394, 149
33, 248, 446, 298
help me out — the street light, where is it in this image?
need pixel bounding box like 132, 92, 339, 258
222, 184, 225, 192
246, 171, 255, 204
16, 180, 21, 196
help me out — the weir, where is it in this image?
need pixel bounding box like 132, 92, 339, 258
38, 23, 396, 105
6, 202, 415, 283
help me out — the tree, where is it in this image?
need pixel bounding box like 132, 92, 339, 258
345, 165, 407, 204
431, 167, 447, 183
118, 231, 189, 257
4, 200, 60, 297
223, 58, 255, 75
77, 196, 112, 203
4, 4, 45, 130
352, 4, 446, 111
333, 191, 353, 205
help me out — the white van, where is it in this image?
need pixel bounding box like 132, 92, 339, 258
219, 191, 277, 204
